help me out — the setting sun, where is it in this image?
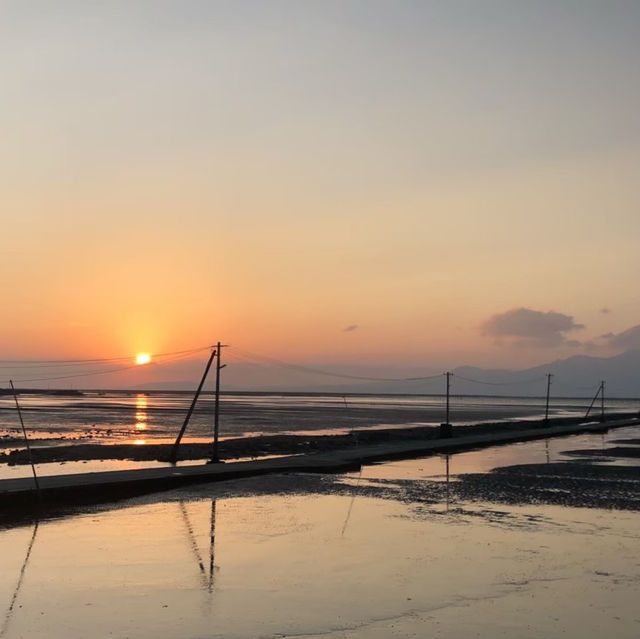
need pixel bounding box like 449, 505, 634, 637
135, 353, 151, 365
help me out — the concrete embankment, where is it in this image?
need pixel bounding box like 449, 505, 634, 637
1, 416, 638, 512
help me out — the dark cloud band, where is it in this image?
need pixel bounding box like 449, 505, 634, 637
482, 307, 584, 347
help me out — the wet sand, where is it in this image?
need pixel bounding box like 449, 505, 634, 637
457, 463, 640, 510
565, 446, 640, 458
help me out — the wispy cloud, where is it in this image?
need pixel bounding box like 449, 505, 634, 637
343, 325, 359, 332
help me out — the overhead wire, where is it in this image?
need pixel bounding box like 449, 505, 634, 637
1, 347, 213, 385
1, 343, 625, 401
228, 348, 618, 399
0, 346, 212, 368
451, 373, 547, 386
227, 346, 445, 382
551, 381, 604, 392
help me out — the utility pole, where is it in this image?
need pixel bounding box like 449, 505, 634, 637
544, 373, 553, 424
440, 372, 452, 438
211, 342, 227, 463
445, 371, 451, 425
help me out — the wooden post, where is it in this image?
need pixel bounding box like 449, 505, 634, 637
584, 383, 602, 420
169, 347, 216, 463
10, 380, 41, 500
544, 373, 553, 423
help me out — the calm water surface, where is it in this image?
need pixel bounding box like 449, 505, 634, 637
1, 430, 639, 638
1, 391, 637, 445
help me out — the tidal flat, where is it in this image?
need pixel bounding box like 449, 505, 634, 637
1, 430, 639, 639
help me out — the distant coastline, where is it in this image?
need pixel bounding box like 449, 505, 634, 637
0, 388, 84, 397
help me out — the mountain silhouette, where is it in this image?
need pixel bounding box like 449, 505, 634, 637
450, 350, 640, 398
129, 350, 640, 398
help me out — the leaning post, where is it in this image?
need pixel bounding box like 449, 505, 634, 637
584, 382, 602, 420
169, 346, 216, 464
10, 380, 41, 500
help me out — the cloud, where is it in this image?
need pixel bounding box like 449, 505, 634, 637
343, 325, 359, 332
482, 308, 585, 347
601, 324, 640, 351
600, 307, 611, 314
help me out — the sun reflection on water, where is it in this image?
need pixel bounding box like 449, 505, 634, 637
135, 394, 148, 431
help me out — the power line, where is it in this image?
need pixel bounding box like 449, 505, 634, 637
452, 373, 547, 386
1, 342, 624, 400
228, 347, 444, 382
4, 363, 146, 384
2, 348, 213, 385
0, 346, 212, 368
552, 381, 604, 392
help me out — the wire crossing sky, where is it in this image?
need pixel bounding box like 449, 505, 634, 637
0, 344, 605, 395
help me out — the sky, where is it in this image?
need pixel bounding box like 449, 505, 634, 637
2, 1, 640, 387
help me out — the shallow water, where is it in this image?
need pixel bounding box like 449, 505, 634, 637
1, 418, 639, 483
346, 424, 640, 486
1, 425, 640, 638
1, 391, 637, 449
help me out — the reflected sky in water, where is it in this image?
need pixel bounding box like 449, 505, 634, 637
1, 444, 639, 638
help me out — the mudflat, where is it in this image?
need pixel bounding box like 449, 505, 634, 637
4, 413, 637, 466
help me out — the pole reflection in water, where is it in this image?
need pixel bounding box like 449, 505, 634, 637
1, 521, 39, 638
445, 454, 450, 512
179, 502, 208, 588
209, 499, 216, 593
178, 500, 218, 593
341, 468, 362, 538
545, 439, 550, 464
